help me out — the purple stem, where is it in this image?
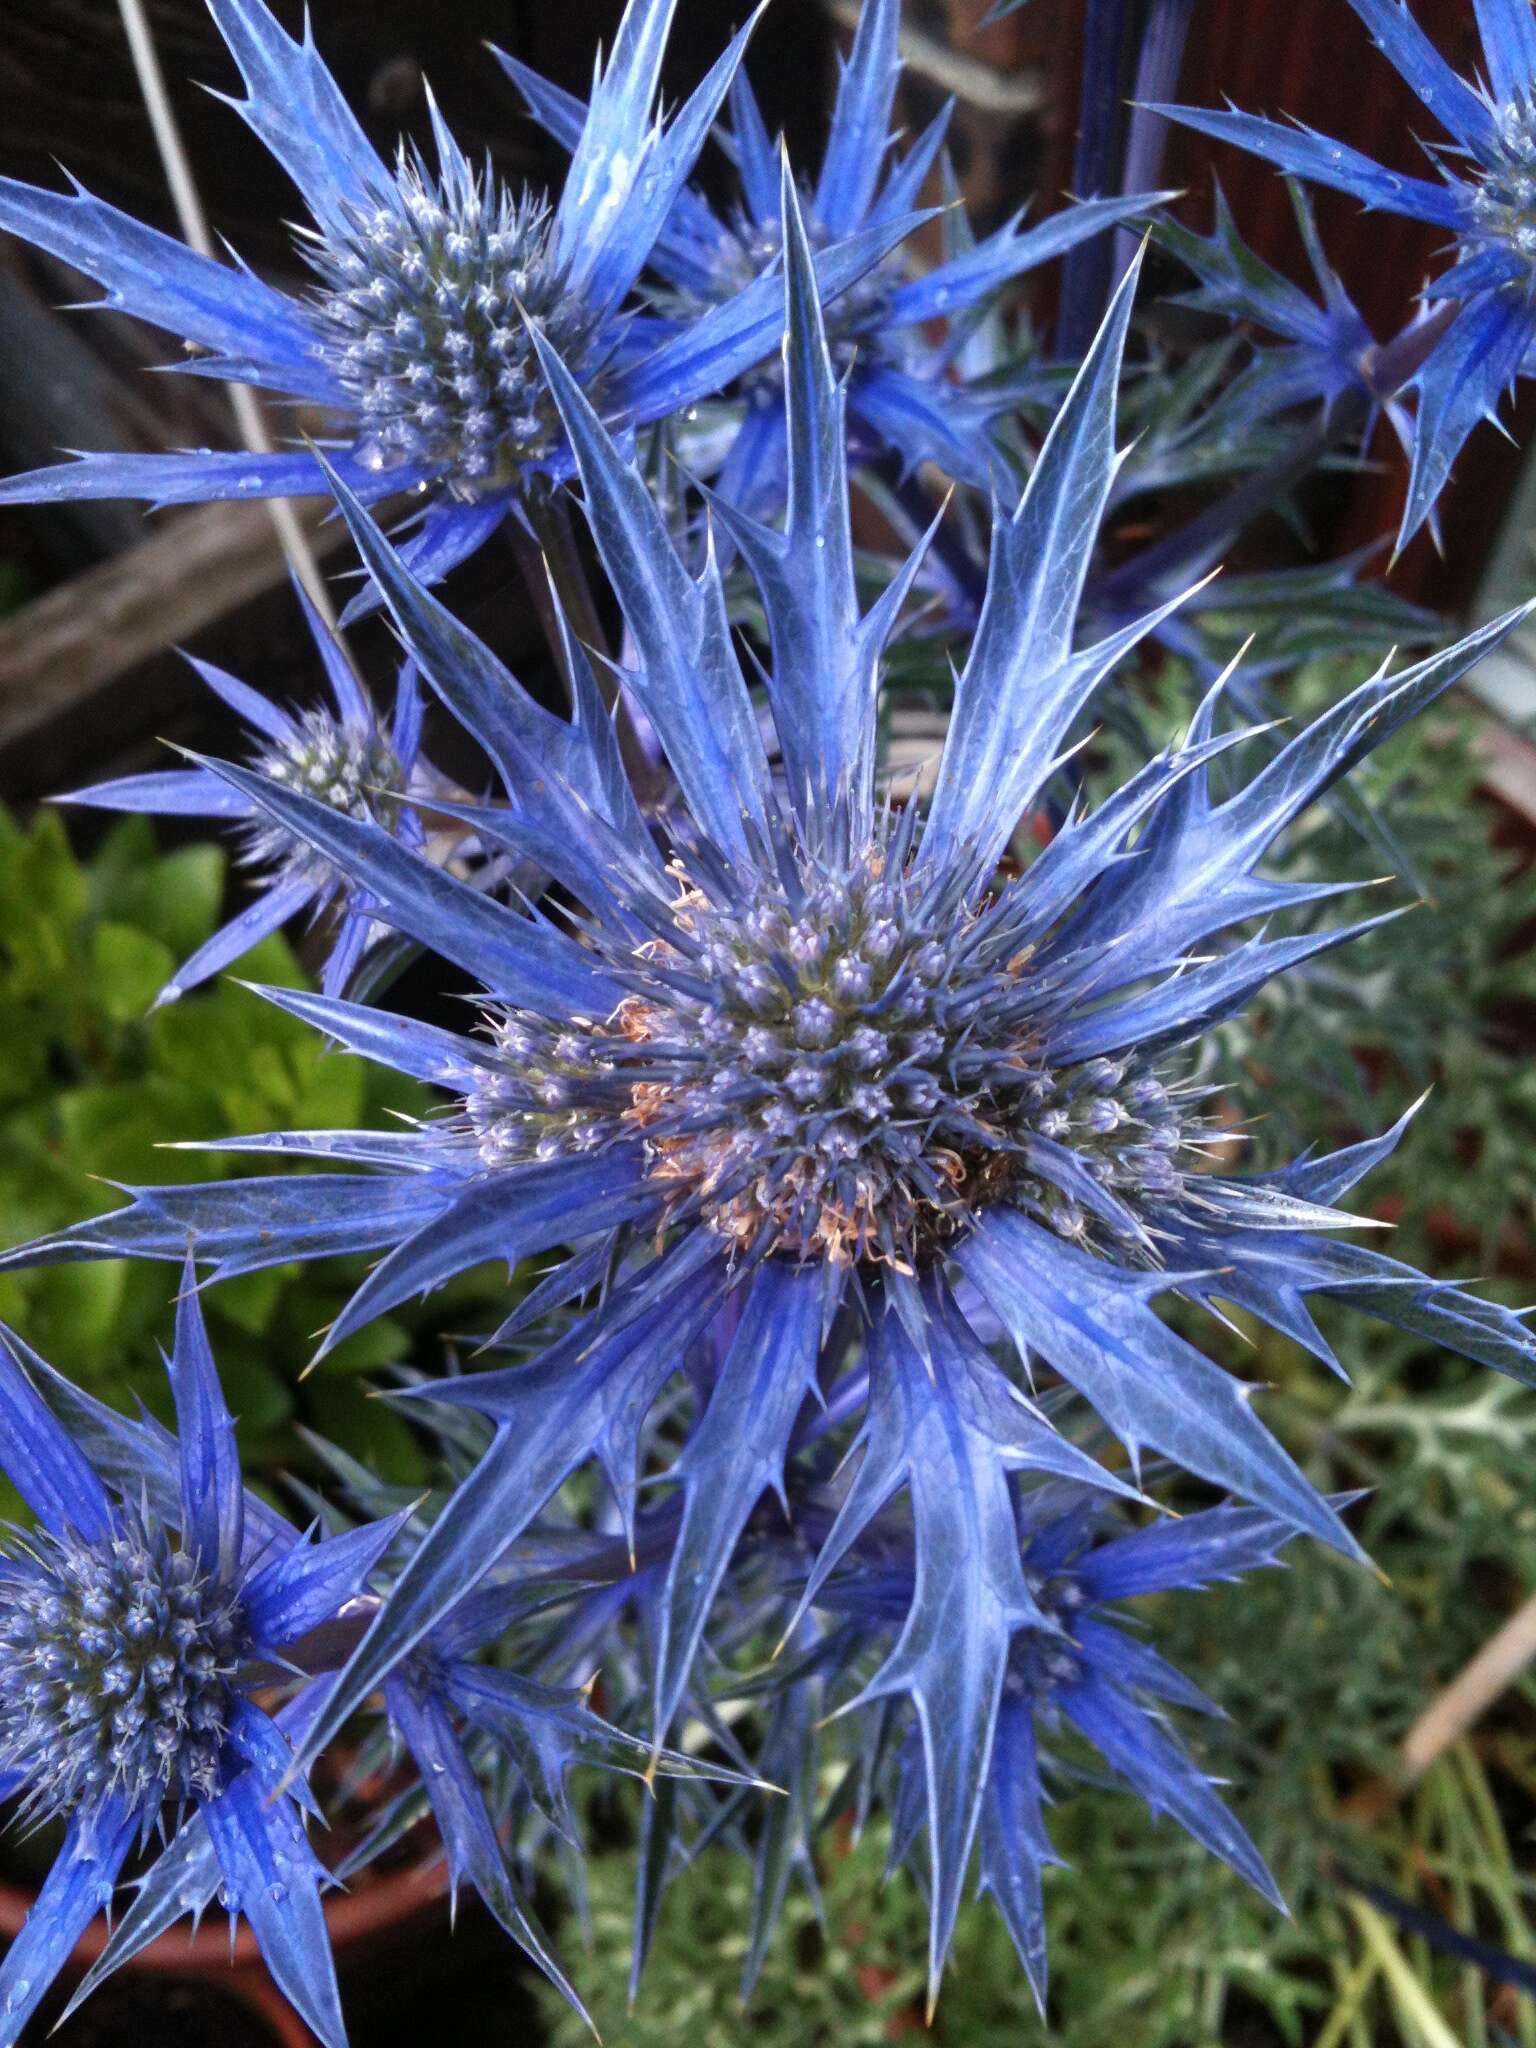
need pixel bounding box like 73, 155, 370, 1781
1092, 298, 1461, 611
1112, 0, 1196, 279
1056, 0, 1141, 358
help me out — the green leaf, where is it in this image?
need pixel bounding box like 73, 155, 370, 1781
89, 920, 177, 1023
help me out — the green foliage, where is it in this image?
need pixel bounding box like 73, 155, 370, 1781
0, 807, 497, 1490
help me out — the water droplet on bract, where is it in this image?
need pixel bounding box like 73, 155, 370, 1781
237, 475, 264, 493
269, 1883, 288, 1904
814, 533, 827, 550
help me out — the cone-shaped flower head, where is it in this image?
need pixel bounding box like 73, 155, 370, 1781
6, 182, 1534, 2009
1157, 0, 1536, 543
0, 0, 841, 589
504, 0, 1167, 504
0, 1267, 406, 2048
58, 584, 446, 1002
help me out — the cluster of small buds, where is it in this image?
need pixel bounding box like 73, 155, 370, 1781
0, 1511, 243, 1822
685, 199, 910, 398
464, 850, 1033, 1267
647, 859, 1002, 1265
463, 1009, 631, 1170
1466, 99, 1536, 263
1017, 1057, 1201, 1251
244, 706, 403, 888
305, 154, 593, 495
1002, 1563, 1092, 1703
457, 844, 1214, 1272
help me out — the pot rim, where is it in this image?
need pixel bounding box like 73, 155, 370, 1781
0, 1848, 450, 1976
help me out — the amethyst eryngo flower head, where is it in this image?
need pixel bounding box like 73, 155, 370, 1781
7, 192, 1535, 2006
0, 1263, 406, 2048
58, 584, 443, 1003
1156, 0, 1536, 544
1152, 182, 1390, 436
0, 0, 823, 590
502, 0, 1169, 505
824, 1480, 1306, 2009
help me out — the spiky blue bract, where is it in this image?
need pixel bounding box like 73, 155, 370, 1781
7, 210, 1534, 1997
0, 1264, 406, 2047
501, 0, 1168, 504
1153, 182, 1392, 432
0, 0, 859, 587
1158, 0, 1536, 542
58, 585, 448, 1002
812, 1481, 1303, 2010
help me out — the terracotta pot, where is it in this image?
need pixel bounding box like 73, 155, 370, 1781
0, 1849, 450, 2046
22, 1969, 313, 2048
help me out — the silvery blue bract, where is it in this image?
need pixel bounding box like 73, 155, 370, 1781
1160, 0, 1536, 543
0, 1264, 404, 2047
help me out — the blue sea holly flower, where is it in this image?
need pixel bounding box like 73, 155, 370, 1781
60, 1530, 752, 2041
817, 1477, 1308, 2007
1152, 182, 1394, 438
58, 586, 447, 1004
0, 1264, 407, 2048
5, 196, 1535, 2005
501, 0, 1167, 505
0, 0, 884, 591
1156, 0, 1536, 543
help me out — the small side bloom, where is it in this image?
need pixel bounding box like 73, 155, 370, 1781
0, 1262, 405, 2047
821, 1481, 1304, 2007
56, 586, 447, 1003
502, 0, 1167, 506
1157, 0, 1536, 541
0, 0, 818, 590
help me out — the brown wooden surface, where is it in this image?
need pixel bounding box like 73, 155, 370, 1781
1166, 0, 1519, 611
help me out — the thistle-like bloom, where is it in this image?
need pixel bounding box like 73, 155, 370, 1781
0, 0, 876, 591
0, 1265, 405, 2047
1157, 0, 1536, 542
64, 1500, 750, 2040
819, 1476, 1306, 2009
504, 0, 1163, 505
59, 588, 444, 1003
1154, 183, 1389, 436
5, 191, 1533, 2005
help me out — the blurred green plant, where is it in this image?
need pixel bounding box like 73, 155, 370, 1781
0, 806, 500, 1494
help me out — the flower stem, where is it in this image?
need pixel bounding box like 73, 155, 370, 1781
514, 491, 668, 810
1092, 300, 1460, 611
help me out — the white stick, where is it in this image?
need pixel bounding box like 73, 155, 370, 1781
115, 0, 341, 633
